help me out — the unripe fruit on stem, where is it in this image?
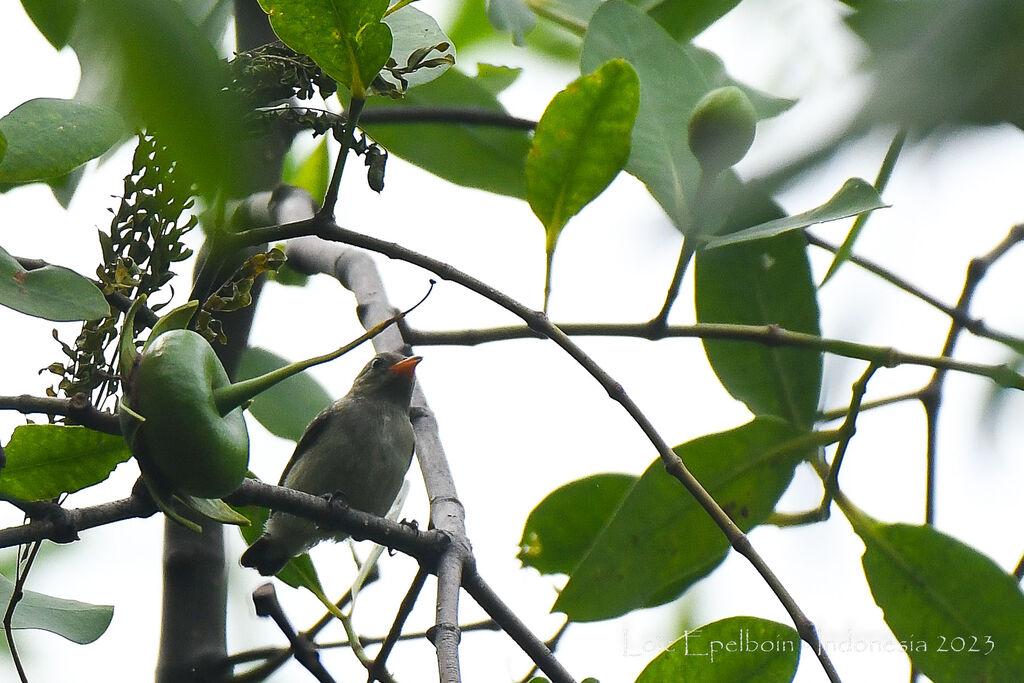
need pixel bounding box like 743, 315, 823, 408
128, 329, 248, 499
687, 85, 758, 177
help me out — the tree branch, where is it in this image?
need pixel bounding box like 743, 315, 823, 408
290, 220, 842, 681
402, 322, 1024, 390
0, 394, 121, 434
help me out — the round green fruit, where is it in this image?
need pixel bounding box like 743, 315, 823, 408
128, 329, 249, 498
687, 86, 758, 176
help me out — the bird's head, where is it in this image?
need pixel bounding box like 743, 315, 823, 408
352, 352, 422, 403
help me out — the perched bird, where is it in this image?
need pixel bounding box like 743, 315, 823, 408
241, 351, 421, 576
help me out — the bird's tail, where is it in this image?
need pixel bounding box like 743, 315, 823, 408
240, 536, 291, 576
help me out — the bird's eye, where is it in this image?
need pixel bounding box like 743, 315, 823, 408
370, 357, 385, 370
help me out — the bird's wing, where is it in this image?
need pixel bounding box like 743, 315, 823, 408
277, 404, 337, 485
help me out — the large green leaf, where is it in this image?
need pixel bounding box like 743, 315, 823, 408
581, 1, 792, 233
487, 0, 537, 45
0, 425, 131, 501
849, 0, 1024, 130
236, 347, 333, 442
0, 573, 113, 644
636, 616, 800, 682
636, 0, 742, 41
553, 418, 812, 622
20, 0, 80, 49
518, 473, 636, 575
0, 245, 110, 322
853, 518, 1024, 683
360, 67, 532, 197
257, 0, 392, 97
71, 0, 251, 197
695, 198, 822, 429
703, 178, 888, 249
0, 98, 126, 183
527, 58, 639, 251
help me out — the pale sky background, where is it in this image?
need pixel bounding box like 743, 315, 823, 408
2, 1, 1024, 681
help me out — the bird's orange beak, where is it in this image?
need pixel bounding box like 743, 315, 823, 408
389, 355, 422, 378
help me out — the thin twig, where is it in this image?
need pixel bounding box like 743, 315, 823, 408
321, 97, 365, 219
301, 220, 841, 682
463, 570, 576, 683
402, 321, 1024, 390
4, 540, 42, 683
360, 107, 536, 131
252, 583, 336, 683
916, 224, 1024, 526
370, 568, 429, 683
806, 233, 1024, 355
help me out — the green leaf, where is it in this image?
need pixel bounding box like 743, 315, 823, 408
21, 0, 81, 49
0, 573, 113, 644
0, 245, 110, 322
178, 495, 250, 526
378, 6, 454, 92
695, 198, 822, 429
852, 518, 1024, 683
361, 67, 532, 197
553, 418, 812, 622
487, 0, 538, 45
0, 425, 131, 501
236, 503, 324, 592
518, 473, 636, 575
71, 0, 250, 197
702, 178, 888, 249
527, 58, 639, 249
145, 299, 200, 350
636, 616, 800, 682
0, 98, 125, 183
380, 6, 455, 92
257, 0, 392, 97
848, 0, 1024, 130
581, 1, 792, 232
474, 64, 523, 96
236, 347, 333, 442
637, 0, 742, 41
282, 137, 330, 205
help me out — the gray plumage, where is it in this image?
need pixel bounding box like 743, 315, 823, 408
240, 351, 420, 576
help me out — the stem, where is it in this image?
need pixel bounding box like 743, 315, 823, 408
820, 130, 906, 284
310, 221, 843, 682
649, 238, 695, 332
212, 283, 432, 415
321, 97, 365, 218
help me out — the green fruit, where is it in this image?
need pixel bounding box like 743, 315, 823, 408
127, 329, 248, 498
687, 86, 758, 176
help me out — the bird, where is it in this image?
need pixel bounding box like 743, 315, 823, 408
240, 351, 421, 576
